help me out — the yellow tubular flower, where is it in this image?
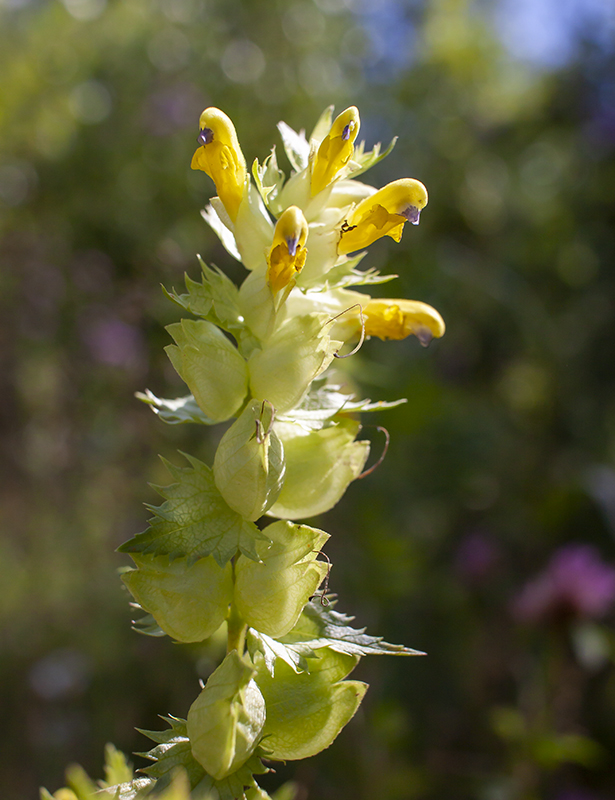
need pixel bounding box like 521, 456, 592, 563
361, 298, 445, 346
311, 106, 360, 196
191, 107, 246, 221
338, 178, 428, 255
266, 206, 309, 295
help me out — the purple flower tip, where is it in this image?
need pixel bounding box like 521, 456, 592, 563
401, 205, 420, 225
197, 127, 214, 146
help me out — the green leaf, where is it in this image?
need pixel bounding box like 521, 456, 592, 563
102, 744, 134, 787
118, 454, 268, 567
278, 381, 407, 431
255, 647, 366, 761
164, 260, 243, 334
276, 121, 309, 173
234, 520, 329, 638
136, 391, 216, 426
165, 319, 248, 423
187, 652, 266, 780
248, 598, 423, 676
122, 554, 233, 643
267, 419, 369, 520
130, 608, 167, 638
346, 136, 397, 181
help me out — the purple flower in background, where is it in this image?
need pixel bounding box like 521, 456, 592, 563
84, 317, 146, 371
455, 530, 500, 583
513, 544, 615, 624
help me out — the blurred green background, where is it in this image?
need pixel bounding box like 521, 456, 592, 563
1, 0, 615, 798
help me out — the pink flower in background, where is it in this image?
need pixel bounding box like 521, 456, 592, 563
455, 530, 500, 583
513, 544, 615, 624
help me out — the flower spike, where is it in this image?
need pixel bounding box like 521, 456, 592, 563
311, 106, 360, 196
338, 178, 428, 255
191, 107, 246, 221
266, 205, 309, 294
361, 298, 445, 346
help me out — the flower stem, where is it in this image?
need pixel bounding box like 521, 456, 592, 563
227, 602, 247, 655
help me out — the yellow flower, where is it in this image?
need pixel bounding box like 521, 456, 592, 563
338, 178, 428, 255
360, 297, 445, 346
266, 206, 309, 294
191, 107, 246, 221
311, 106, 360, 196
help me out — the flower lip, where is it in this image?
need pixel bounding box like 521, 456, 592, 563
198, 127, 214, 146
401, 205, 420, 225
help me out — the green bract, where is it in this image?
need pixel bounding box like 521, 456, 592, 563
268, 419, 369, 519
187, 651, 266, 780
234, 520, 329, 638
121, 554, 232, 643
165, 319, 248, 422
214, 400, 285, 521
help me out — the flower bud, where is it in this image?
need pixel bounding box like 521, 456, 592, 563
361, 298, 445, 346
121, 554, 233, 643
213, 400, 285, 521
311, 106, 360, 196
267, 206, 309, 294
234, 520, 329, 637
165, 319, 248, 422
338, 178, 428, 255
191, 107, 246, 221
187, 651, 266, 780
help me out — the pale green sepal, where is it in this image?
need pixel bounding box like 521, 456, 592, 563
136, 390, 215, 426
214, 400, 285, 521
308, 105, 334, 149
276, 121, 310, 172
255, 648, 366, 761
346, 136, 398, 181
294, 222, 339, 286
235, 520, 329, 638
304, 252, 399, 292
118, 454, 268, 567
131, 609, 166, 638
165, 319, 248, 423
234, 181, 274, 272
252, 149, 285, 209
272, 168, 311, 216
238, 268, 276, 343
122, 554, 233, 643
187, 652, 266, 781
278, 382, 407, 431
164, 259, 244, 334
248, 314, 341, 414
135, 715, 268, 799
268, 419, 369, 520
201, 203, 241, 262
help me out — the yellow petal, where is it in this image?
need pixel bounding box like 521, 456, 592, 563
338, 178, 428, 254
266, 205, 309, 294
361, 297, 445, 345
191, 107, 246, 221
311, 106, 360, 196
